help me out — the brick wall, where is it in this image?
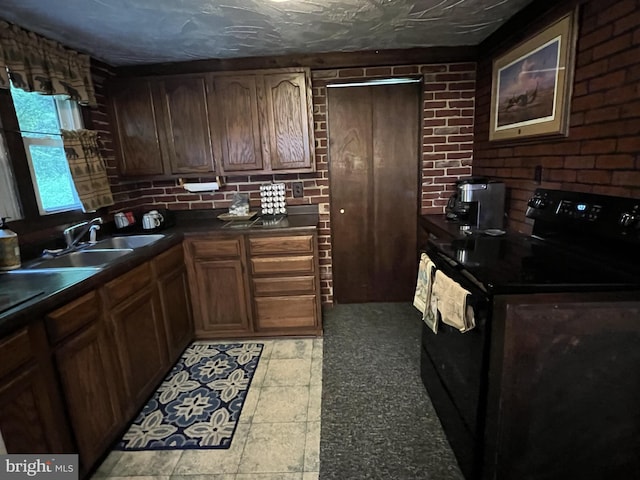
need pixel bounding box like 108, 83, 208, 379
91, 62, 476, 305
473, 0, 640, 234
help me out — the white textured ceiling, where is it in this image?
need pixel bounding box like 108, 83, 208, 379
0, 0, 533, 66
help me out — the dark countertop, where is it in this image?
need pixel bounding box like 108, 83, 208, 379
419, 214, 474, 242
0, 208, 319, 337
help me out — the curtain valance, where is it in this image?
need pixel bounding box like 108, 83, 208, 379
0, 21, 96, 106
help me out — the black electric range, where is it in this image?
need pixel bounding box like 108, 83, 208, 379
419, 188, 640, 480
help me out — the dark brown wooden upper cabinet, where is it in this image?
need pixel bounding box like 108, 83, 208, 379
108, 75, 215, 178
108, 78, 165, 176
209, 75, 263, 173
262, 72, 314, 172
156, 76, 215, 174
210, 68, 315, 175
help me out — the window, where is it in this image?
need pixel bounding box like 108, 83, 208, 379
10, 82, 83, 214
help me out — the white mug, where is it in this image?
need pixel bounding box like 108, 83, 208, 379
114, 212, 129, 228
142, 213, 161, 229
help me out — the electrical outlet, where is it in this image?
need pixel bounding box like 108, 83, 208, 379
292, 181, 304, 198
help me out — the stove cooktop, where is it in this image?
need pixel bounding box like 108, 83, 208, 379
427, 232, 640, 295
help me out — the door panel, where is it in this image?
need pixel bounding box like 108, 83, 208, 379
328, 87, 373, 303
329, 82, 419, 303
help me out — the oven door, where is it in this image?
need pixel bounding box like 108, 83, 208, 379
420, 244, 492, 479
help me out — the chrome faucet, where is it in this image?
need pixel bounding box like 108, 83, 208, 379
63, 217, 103, 249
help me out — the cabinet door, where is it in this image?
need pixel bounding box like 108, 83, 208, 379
262, 72, 314, 171
157, 76, 215, 174
109, 79, 165, 176
211, 75, 263, 172
158, 266, 193, 362
47, 291, 124, 469
0, 325, 73, 455
110, 286, 167, 412
192, 259, 251, 336
55, 321, 123, 469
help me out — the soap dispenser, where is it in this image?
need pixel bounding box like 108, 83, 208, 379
0, 217, 21, 270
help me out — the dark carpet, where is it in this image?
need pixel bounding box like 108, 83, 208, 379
319, 303, 464, 480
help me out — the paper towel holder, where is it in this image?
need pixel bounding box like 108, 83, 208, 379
179, 177, 222, 193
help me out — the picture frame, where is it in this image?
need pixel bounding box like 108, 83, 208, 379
489, 9, 579, 142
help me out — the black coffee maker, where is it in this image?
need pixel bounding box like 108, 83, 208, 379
446, 177, 506, 230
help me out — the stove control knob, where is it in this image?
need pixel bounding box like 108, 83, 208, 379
619, 213, 637, 227
527, 197, 546, 209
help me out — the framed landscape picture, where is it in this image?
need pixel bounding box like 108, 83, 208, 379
489, 9, 579, 141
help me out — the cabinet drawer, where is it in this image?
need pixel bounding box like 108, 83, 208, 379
188, 238, 242, 258
249, 235, 313, 255
253, 275, 316, 296
251, 255, 314, 275
153, 244, 185, 277
254, 295, 317, 329
46, 291, 101, 343
104, 262, 151, 304
0, 327, 32, 378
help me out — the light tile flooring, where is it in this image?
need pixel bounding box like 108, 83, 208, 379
92, 338, 323, 480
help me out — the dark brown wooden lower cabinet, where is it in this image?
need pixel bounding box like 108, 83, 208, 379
108, 284, 168, 414
0, 323, 73, 455
185, 232, 322, 339
45, 290, 125, 473
154, 244, 194, 364
184, 236, 252, 338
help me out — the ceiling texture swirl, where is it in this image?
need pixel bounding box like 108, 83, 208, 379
0, 0, 533, 66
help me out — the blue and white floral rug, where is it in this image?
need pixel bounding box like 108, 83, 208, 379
117, 342, 263, 450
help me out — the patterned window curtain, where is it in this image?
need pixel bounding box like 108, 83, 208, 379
61, 129, 114, 212
0, 21, 96, 106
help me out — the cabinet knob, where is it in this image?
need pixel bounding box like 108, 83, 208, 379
339, 209, 345, 214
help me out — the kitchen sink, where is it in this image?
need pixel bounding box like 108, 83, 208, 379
26, 249, 134, 269
85, 234, 166, 250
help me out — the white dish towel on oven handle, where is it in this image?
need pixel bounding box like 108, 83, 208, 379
431, 269, 476, 333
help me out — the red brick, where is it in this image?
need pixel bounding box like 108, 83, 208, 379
549, 170, 577, 182
592, 33, 633, 60
449, 100, 474, 108
434, 92, 462, 100
393, 66, 419, 74
595, 154, 635, 169
365, 67, 392, 76
617, 136, 640, 152
564, 156, 596, 169
423, 101, 447, 109
612, 170, 640, 186
421, 65, 448, 73
584, 106, 621, 124
588, 69, 626, 92
423, 119, 447, 127
424, 82, 447, 91
574, 59, 610, 82
435, 109, 461, 117
621, 100, 640, 118
597, 0, 636, 26
577, 170, 612, 184
581, 139, 617, 154
448, 118, 474, 126
605, 84, 639, 105
423, 135, 447, 144
448, 63, 476, 72
446, 167, 472, 175
572, 92, 605, 112
449, 81, 475, 91
338, 68, 364, 78
579, 24, 614, 51
434, 144, 460, 152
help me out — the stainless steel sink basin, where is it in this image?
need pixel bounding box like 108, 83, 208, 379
86, 234, 165, 250
27, 249, 134, 269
